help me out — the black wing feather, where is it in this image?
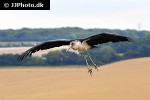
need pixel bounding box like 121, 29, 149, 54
81, 33, 132, 46
18, 40, 71, 61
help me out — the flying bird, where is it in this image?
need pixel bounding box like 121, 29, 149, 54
18, 33, 132, 76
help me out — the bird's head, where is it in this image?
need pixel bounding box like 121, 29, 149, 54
68, 40, 81, 51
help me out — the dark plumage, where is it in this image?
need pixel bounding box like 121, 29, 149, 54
18, 32, 133, 75
18, 33, 132, 62
18, 40, 71, 61
80, 33, 132, 47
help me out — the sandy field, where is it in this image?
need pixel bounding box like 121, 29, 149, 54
0, 57, 150, 100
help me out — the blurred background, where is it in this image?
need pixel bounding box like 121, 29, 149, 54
0, 0, 150, 66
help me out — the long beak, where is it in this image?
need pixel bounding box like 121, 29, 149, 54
67, 46, 72, 51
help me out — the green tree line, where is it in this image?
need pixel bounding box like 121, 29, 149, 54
0, 27, 149, 42
0, 27, 149, 66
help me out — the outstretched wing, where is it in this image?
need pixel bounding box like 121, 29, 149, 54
81, 33, 132, 46
18, 40, 71, 61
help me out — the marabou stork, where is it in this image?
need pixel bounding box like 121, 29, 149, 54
18, 33, 132, 76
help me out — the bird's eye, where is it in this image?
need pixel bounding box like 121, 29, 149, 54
71, 42, 75, 46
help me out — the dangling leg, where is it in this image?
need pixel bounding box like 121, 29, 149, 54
86, 50, 98, 71
81, 53, 92, 76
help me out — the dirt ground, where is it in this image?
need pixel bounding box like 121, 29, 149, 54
0, 57, 150, 100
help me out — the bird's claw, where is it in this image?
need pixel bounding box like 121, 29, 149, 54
88, 68, 93, 76
94, 64, 98, 71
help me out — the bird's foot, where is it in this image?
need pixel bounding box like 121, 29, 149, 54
88, 68, 93, 76
93, 64, 98, 71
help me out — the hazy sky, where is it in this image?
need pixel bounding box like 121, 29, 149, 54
0, 0, 150, 30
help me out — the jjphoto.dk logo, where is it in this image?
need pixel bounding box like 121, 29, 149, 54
0, 0, 50, 10
4, 2, 44, 8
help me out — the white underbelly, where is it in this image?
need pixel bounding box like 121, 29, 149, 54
77, 42, 91, 53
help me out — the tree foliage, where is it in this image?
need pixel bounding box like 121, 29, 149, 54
0, 27, 149, 66
0, 27, 149, 42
